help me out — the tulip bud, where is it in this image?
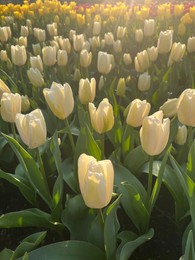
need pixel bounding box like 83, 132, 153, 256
126, 99, 151, 127
147, 46, 158, 62
135, 29, 143, 43
174, 125, 187, 146
79, 78, 96, 104
78, 153, 114, 208
57, 49, 68, 66
140, 111, 170, 156
69, 30, 76, 41
123, 53, 132, 65
138, 72, 151, 92
0, 50, 8, 62
168, 42, 186, 66
0, 79, 11, 100
15, 109, 47, 149
42, 46, 56, 66
90, 36, 101, 49
116, 26, 126, 39
27, 67, 44, 87
43, 82, 74, 120
30, 55, 43, 72
80, 49, 92, 68
18, 36, 27, 47
159, 98, 178, 118
73, 68, 81, 81
134, 50, 150, 73
21, 95, 30, 113
116, 78, 126, 96
177, 88, 195, 126
104, 32, 114, 46
144, 19, 155, 37
157, 30, 173, 54
89, 98, 114, 134
1, 93, 21, 123
97, 51, 112, 75
32, 43, 41, 56
73, 34, 85, 52
47, 23, 58, 37
113, 40, 122, 53
11, 45, 27, 66
20, 25, 29, 37
81, 40, 90, 52
187, 37, 195, 53
0, 26, 9, 42
59, 38, 71, 53
34, 28, 46, 42
93, 21, 101, 36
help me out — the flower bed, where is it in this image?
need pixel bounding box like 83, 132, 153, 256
0, 0, 195, 259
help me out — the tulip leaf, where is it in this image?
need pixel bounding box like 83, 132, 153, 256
187, 140, 195, 182
116, 228, 154, 260
104, 195, 121, 260
11, 231, 47, 260
17, 241, 106, 260
61, 194, 96, 241
0, 208, 63, 232
181, 230, 195, 260
62, 158, 79, 193
0, 169, 36, 205
2, 133, 52, 208
0, 249, 14, 260
85, 125, 102, 160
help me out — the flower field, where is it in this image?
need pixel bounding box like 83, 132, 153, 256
0, 0, 195, 259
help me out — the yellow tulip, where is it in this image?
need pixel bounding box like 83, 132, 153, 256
78, 153, 114, 209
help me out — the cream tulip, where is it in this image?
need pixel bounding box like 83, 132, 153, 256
80, 49, 92, 68
177, 88, 195, 126
30, 55, 43, 72
138, 72, 151, 92
175, 125, 187, 145
116, 78, 126, 97
147, 46, 158, 62
15, 109, 47, 149
57, 49, 68, 66
0, 50, 8, 62
116, 26, 126, 39
20, 25, 29, 37
11, 45, 27, 66
1, 93, 21, 123
157, 30, 173, 54
43, 82, 74, 120
159, 98, 178, 118
0, 79, 11, 99
0, 27, 9, 42
97, 51, 112, 75
93, 21, 101, 36
123, 53, 132, 65
187, 37, 195, 53
135, 29, 143, 43
134, 50, 150, 73
79, 78, 96, 104
89, 98, 114, 134
126, 99, 151, 127
144, 19, 155, 37
42, 46, 56, 66
168, 42, 186, 66
27, 68, 44, 87
140, 111, 170, 156
73, 34, 85, 52
78, 153, 114, 209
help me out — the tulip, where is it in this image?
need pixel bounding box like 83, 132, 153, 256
11, 45, 27, 66
21, 95, 30, 113
27, 68, 44, 87
78, 153, 114, 208
73, 34, 85, 52
144, 19, 155, 37
123, 53, 132, 65
80, 49, 92, 68
113, 40, 122, 53
90, 36, 101, 49
116, 26, 126, 39
140, 111, 170, 156
43, 82, 74, 120
97, 51, 112, 75
116, 78, 126, 97
104, 32, 114, 46
138, 72, 151, 92
178, 23, 186, 36
47, 23, 57, 37
134, 50, 150, 73
177, 88, 195, 126
1, 93, 21, 123
0, 27, 9, 42
168, 42, 186, 66
59, 38, 71, 53
187, 37, 195, 53
20, 25, 29, 37
57, 49, 68, 66
159, 98, 178, 118
32, 43, 41, 56
33, 28, 46, 42
93, 21, 101, 36
0, 50, 8, 62
18, 36, 27, 48
98, 75, 104, 91
147, 46, 158, 62
126, 99, 151, 127
157, 30, 173, 54
0, 79, 11, 99
135, 29, 143, 43
15, 109, 47, 149
69, 29, 76, 41
30, 55, 43, 72
79, 78, 96, 104
89, 98, 114, 134
42, 46, 56, 66
175, 125, 187, 145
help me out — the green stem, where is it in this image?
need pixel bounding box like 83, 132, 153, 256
19, 66, 28, 95
100, 133, 105, 159
188, 126, 193, 149
36, 147, 47, 184
65, 118, 75, 154
97, 208, 104, 228
11, 123, 18, 141
146, 156, 154, 207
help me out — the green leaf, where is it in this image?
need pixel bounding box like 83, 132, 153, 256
2, 134, 52, 208
181, 230, 195, 260
62, 158, 79, 193
11, 231, 47, 260
61, 194, 96, 241
0, 248, 14, 260
85, 125, 102, 160
0, 169, 36, 205
17, 241, 106, 260
0, 208, 63, 232
116, 228, 154, 260
187, 140, 195, 182
104, 195, 121, 260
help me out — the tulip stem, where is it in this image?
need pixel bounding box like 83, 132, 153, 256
19, 66, 28, 95
146, 156, 154, 207
188, 126, 193, 149
100, 133, 105, 159
97, 208, 104, 228
36, 147, 47, 184
65, 118, 75, 154
11, 123, 18, 142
